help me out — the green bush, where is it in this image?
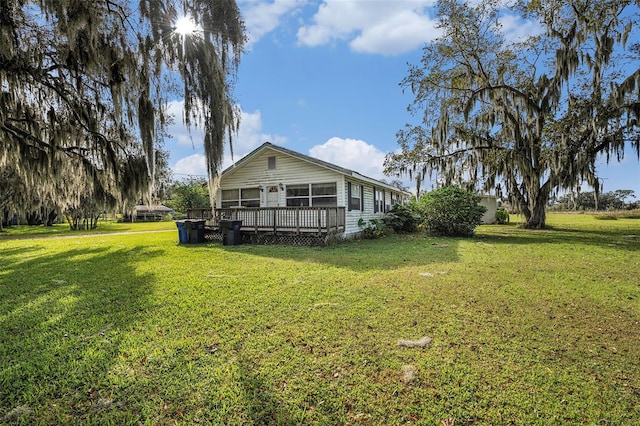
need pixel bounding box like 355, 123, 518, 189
358, 218, 386, 239
382, 204, 420, 233
415, 186, 487, 237
495, 208, 510, 224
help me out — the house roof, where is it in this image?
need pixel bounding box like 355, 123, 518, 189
221, 142, 411, 195
134, 205, 174, 213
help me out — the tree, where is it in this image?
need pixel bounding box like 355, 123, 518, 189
165, 178, 211, 216
0, 0, 244, 219
385, 0, 640, 228
553, 189, 636, 210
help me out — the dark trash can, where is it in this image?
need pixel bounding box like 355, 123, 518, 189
219, 219, 242, 246
185, 219, 206, 244
175, 220, 189, 244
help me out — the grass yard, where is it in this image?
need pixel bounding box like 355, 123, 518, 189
1, 214, 639, 424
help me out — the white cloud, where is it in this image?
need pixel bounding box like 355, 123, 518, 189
499, 13, 544, 44
169, 104, 286, 176
297, 0, 440, 55
226, 109, 287, 166
173, 153, 208, 178
240, 0, 304, 46
309, 137, 388, 180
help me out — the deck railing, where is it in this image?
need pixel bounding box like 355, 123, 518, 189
214, 206, 346, 234
187, 208, 213, 220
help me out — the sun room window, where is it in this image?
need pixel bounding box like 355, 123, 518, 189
286, 183, 337, 207
221, 188, 261, 208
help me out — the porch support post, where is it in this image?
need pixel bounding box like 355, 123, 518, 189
254, 209, 258, 234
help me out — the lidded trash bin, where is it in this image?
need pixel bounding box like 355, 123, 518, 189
219, 219, 242, 245
185, 219, 206, 243
175, 220, 189, 244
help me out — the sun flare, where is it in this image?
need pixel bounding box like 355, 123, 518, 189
174, 15, 198, 36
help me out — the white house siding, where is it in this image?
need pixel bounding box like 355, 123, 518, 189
343, 180, 392, 237
218, 149, 344, 208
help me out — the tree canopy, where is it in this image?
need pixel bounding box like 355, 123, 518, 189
385, 0, 640, 228
0, 0, 244, 219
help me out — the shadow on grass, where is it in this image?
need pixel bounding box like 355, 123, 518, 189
0, 245, 161, 423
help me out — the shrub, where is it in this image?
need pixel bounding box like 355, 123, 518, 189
382, 204, 420, 233
495, 208, 510, 224
358, 218, 386, 239
415, 186, 487, 237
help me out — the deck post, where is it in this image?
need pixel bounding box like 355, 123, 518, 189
254, 209, 258, 234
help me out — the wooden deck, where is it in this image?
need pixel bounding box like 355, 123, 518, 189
212, 206, 346, 235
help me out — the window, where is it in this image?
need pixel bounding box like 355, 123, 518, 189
389, 192, 402, 210
268, 156, 276, 170
286, 183, 337, 207
374, 187, 385, 213
348, 182, 362, 211
312, 183, 337, 207
221, 189, 239, 208
221, 188, 260, 207
286, 184, 309, 206
241, 188, 260, 207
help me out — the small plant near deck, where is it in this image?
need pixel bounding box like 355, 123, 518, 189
358, 218, 386, 238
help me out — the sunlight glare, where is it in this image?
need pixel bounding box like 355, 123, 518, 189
174, 16, 198, 36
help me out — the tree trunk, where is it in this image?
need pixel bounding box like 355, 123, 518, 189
522, 186, 548, 229
46, 210, 57, 226
524, 201, 546, 229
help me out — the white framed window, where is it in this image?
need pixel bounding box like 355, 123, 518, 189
221, 188, 260, 207
311, 183, 337, 207
241, 188, 260, 207
221, 189, 239, 208
268, 156, 276, 170
286, 184, 309, 206
374, 187, 385, 213
286, 183, 337, 207
348, 182, 362, 211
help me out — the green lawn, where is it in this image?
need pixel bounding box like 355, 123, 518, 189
1, 214, 639, 424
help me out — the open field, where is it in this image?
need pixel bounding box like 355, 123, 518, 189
1, 214, 639, 424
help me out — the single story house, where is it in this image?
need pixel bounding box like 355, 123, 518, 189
213, 142, 411, 240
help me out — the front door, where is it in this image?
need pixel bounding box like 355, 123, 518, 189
266, 186, 279, 207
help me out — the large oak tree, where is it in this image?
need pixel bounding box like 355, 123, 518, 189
385, 0, 640, 228
0, 0, 244, 219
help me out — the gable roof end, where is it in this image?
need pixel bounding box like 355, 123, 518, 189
221, 142, 410, 196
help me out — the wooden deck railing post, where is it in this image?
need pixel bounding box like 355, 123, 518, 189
254, 209, 258, 233
273, 208, 277, 234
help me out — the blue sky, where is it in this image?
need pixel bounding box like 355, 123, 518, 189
166, 0, 640, 198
